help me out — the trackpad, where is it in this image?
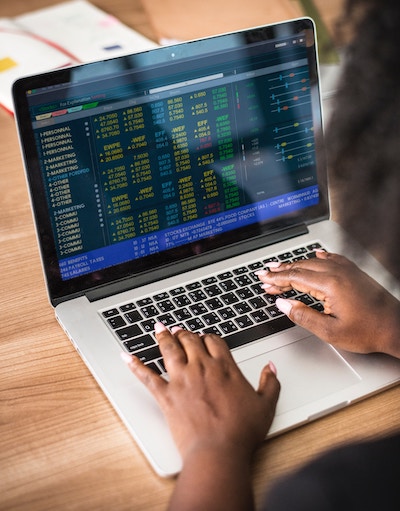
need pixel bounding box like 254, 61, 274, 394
238, 336, 361, 415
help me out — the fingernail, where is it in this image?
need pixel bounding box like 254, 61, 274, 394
154, 321, 167, 334
171, 326, 183, 334
120, 352, 133, 364
254, 269, 268, 276
275, 297, 293, 315
265, 261, 281, 269
261, 283, 273, 290
268, 360, 277, 376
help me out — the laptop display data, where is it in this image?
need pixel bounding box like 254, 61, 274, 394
19, 20, 323, 288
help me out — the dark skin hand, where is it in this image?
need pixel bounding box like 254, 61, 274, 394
256, 250, 400, 358
121, 251, 399, 511
122, 323, 280, 511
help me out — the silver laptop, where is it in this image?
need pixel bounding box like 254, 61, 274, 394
13, 17, 400, 477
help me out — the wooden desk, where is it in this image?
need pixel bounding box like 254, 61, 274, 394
1, 1, 399, 510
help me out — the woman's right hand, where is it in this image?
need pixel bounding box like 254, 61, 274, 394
257, 251, 400, 358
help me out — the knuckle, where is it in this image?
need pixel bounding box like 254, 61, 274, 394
287, 264, 303, 281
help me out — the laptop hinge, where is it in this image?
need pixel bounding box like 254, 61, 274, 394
86, 223, 308, 302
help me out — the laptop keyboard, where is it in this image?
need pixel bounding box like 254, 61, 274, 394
100, 242, 325, 374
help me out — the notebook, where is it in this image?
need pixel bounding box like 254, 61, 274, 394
12, 17, 400, 477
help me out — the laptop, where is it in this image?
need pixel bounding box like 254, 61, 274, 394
12, 17, 400, 477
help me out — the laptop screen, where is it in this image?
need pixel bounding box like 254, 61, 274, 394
13, 18, 328, 303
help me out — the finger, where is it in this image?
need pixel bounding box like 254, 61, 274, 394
260, 265, 334, 300
201, 332, 232, 359
263, 257, 320, 273
172, 327, 212, 360
257, 362, 281, 412
155, 323, 188, 370
121, 352, 167, 396
276, 298, 336, 340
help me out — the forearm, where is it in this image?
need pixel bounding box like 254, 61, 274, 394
168, 447, 255, 511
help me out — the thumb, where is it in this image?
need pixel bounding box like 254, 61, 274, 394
257, 361, 280, 411
275, 297, 334, 340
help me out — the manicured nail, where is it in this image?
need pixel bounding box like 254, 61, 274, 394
120, 352, 133, 364
261, 283, 273, 290
171, 326, 183, 334
275, 297, 293, 315
268, 360, 277, 376
254, 269, 268, 276
154, 321, 167, 334
265, 261, 281, 269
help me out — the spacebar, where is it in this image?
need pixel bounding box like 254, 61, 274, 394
224, 316, 295, 350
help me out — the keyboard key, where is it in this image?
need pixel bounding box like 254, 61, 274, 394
102, 308, 119, 318
124, 310, 142, 323
251, 283, 264, 295
119, 303, 136, 312
281, 290, 298, 298
203, 326, 222, 336
153, 292, 169, 301
221, 292, 239, 305
263, 256, 279, 264
173, 295, 191, 307
293, 255, 307, 261
296, 294, 314, 306
234, 274, 252, 287
219, 279, 237, 292
224, 316, 294, 349
220, 320, 239, 334
249, 296, 266, 309
236, 287, 254, 300
307, 242, 322, 251
204, 284, 222, 297
205, 297, 224, 310
190, 303, 208, 315
234, 302, 251, 314
116, 324, 142, 341
107, 316, 126, 329
141, 305, 159, 318
234, 315, 254, 329
141, 318, 157, 332
202, 276, 217, 285
170, 286, 185, 296
186, 317, 205, 331
250, 310, 269, 323
174, 308, 192, 321
186, 281, 201, 291
188, 289, 207, 302
219, 307, 236, 320
217, 271, 233, 280
249, 261, 263, 270
157, 299, 175, 313
293, 247, 308, 255
233, 266, 248, 275
137, 297, 153, 307
145, 362, 162, 375
202, 312, 220, 325
267, 305, 282, 318
135, 345, 162, 363
157, 313, 175, 326
278, 252, 293, 261
124, 335, 156, 353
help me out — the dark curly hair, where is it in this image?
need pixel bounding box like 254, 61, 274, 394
326, 0, 400, 279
